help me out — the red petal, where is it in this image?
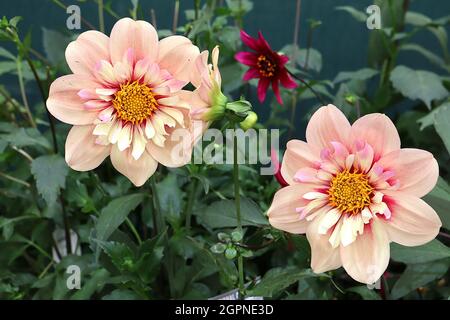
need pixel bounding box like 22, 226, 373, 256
243, 68, 260, 81
280, 71, 298, 89
257, 31, 273, 53
240, 30, 260, 51
235, 51, 258, 66
272, 80, 283, 105
257, 77, 270, 103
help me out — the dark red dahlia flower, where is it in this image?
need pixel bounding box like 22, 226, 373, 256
235, 30, 298, 105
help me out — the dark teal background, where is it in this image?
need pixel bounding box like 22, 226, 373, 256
1, 0, 449, 119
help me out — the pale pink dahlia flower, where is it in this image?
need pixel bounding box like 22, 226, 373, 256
47, 18, 201, 186
189, 45, 225, 122
268, 104, 442, 284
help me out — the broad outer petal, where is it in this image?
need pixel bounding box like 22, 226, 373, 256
146, 127, 193, 168
65, 125, 110, 171
340, 218, 390, 284
280, 140, 320, 185
110, 146, 158, 187
158, 36, 200, 83
47, 74, 102, 125
376, 148, 439, 197
109, 18, 159, 64
267, 184, 317, 234
382, 191, 442, 246
306, 104, 351, 150
306, 208, 342, 273
351, 113, 400, 160
65, 30, 110, 77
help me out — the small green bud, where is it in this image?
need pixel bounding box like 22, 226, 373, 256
217, 232, 230, 242
239, 111, 258, 131
231, 230, 243, 242
210, 243, 227, 254
344, 93, 358, 105
225, 247, 237, 260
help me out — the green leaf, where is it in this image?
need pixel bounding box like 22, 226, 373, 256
281, 45, 322, 72
97, 241, 135, 272
417, 102, 450, 130
95, 193, 145, 242
198, 197, 268, 229
390, 65, 448, 109
156, 173, 182, 225
347, 286, 381, 300
434, 103, 450, 154
0, 61, 16, 76
31, 155, 69, 204
248, 267, 319, 297
333, 68, 379, 84
423, 177, 450, 229
391, 260, 449, 299
405, 11, 432, 26
0, 47, 15, 60
335, 6, 367, 22
390, 240, 450, 264
42, 28, 72, 65
0, 127, 51, 150
133, 232, 165, 283
400, 43, 448, 72
70, 269, 110, 300
102, 289, 141, 300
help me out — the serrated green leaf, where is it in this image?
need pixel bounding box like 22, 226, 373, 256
97, 241, 135, 272
391, 260, 449, 299
95, 193, 144, 242
248, 267, 319, 297
391, 240, 450, 264
390, 65, 448, 109
198, 197, 268, 229
434, 104, 450, 154
31, 155, 69, 204
417, 102, 450, 130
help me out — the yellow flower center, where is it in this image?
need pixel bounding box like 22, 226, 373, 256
112, 81, 158, 124
257, 54, 276, 78
328, 169, 373, 215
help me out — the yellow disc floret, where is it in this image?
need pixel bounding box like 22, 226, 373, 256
112, 81, 158, 124
328, 169, 373, 215
257, 55, 276, 78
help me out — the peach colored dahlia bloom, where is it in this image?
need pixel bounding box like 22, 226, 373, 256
189, 45, 225, 121
47, 18, 201, 186
268, 104, 442, 284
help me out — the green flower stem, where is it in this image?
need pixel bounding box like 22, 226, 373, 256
185, 177, 199, 229
125, 217, 142, 245
172, 0, 180, 34
97, 0, 105, 33
25, 57, 58, 154
0, 171, 31, 188
233, 131, 245, 298
16, 58, 36, 129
